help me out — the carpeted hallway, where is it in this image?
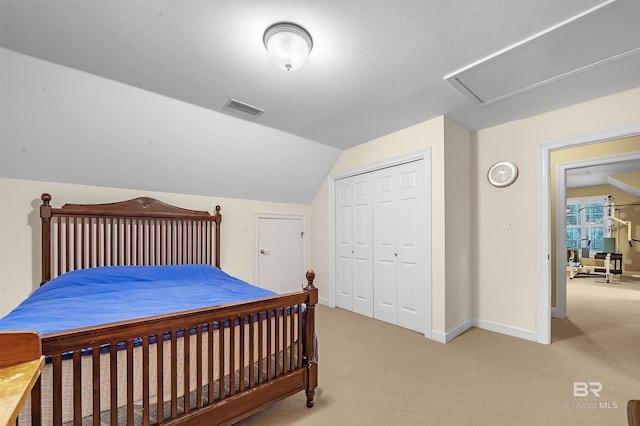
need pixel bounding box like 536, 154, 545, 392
239, 276, 640, 425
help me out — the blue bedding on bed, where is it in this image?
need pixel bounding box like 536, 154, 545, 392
0, 265, 277, 335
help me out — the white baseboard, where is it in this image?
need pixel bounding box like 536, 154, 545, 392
318, 296, 331, 307
433, 318, 537, 344
472, 318, 537, 342
431, 330, 447, 344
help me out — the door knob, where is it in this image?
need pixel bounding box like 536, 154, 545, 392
260, 249, 270, 255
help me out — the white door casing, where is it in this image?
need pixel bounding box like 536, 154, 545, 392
537, 121, 640, 344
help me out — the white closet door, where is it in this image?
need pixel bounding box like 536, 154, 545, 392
373, 167, 399, 326
373, 160, 426, 333
395, 161, 426, 333
335, 175, 373, 316
335, 178, 355, 311
352, 175, 373, 317
336, 158, 427, 334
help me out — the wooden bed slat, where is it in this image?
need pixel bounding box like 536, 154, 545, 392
195, 325, 203, 409
53, 355, 62, 425
156, 333, 164, 425
207, 322, 214, 405
92, 346, 100, 426
73, 350, 82, 424
239, 316, 245, 393
170, 331, 178, 418
109, 344, 117, 426
126, 339, 134, 425
183, 329, 190, 415
218, 321, 225, 400
142, 337, 150, 426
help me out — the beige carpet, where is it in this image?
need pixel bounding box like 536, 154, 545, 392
238, 276, 640, 425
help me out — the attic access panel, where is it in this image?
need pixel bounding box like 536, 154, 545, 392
445, 0, 640, 104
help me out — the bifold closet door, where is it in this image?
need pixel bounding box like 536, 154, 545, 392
335, 174, 373, 317
373, 160, 427, 333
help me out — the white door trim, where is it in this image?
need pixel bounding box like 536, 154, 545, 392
329, 149, 432, 338
537, 121, 640, 344
253, 213, 308, 287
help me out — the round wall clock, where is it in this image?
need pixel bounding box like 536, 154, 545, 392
487, 161, 518, 187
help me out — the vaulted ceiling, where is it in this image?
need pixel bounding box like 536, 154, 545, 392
2, 0, 640, 202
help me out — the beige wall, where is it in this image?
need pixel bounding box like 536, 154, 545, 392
443, 118, 473, 330
474, 86, 640, 333
0, 178, 310, 317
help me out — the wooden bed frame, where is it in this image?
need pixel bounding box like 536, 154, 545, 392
23, 193, 317, 425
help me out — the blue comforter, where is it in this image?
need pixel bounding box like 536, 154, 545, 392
0, 265, 277, 335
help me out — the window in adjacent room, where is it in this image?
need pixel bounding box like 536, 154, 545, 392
566, 196, 607, 256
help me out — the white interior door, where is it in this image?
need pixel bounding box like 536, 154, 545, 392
256, 216, 305, 294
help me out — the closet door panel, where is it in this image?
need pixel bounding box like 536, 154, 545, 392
396, 162, 427, 333
337, 257, 353, 309
375, 259, 398, 325
352, 176, 373, 317
335, 179, 354, 310
373, 169, 398, 324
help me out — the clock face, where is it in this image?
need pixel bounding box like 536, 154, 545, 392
488, 161, 518, 187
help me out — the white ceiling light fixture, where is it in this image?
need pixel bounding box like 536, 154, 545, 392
263, 22, 313, 72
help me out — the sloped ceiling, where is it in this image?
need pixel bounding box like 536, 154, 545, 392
567, 159, 640, 195
610, 171, 640, 198
1, 0, 640, 203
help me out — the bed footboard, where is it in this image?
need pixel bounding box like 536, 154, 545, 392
21, 272, 318, 425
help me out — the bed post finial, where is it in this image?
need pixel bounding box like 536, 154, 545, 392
40, 193, 52, 285
214, 205, 222, 268
303, 269, 318, 408
305, 270, 316, 290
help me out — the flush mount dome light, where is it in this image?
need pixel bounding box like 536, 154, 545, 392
263, 22, 313, 71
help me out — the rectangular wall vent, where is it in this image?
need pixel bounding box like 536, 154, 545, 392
224, 98, 264, 117
444, 0, 639, 105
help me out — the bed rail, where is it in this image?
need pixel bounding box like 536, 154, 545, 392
25, 272, 317, 425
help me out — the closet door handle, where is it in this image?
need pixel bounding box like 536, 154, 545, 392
394, 253, 398, 257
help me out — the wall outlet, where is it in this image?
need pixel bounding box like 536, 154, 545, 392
506, 219, 514, 231
627, 259, 633, 265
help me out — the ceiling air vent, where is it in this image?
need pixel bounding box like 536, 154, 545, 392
224, 98, 264, 117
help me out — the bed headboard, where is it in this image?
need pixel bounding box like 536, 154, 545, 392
39, 193, 222, 285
